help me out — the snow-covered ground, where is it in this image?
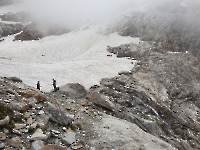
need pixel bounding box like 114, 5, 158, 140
0, 24, 139, 92
0, 1, 141, 92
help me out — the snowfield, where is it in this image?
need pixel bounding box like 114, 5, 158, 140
0, 25, 139, 92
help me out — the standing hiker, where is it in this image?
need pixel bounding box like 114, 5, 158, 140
37, 81, 40, 90
52, 79, 56, 91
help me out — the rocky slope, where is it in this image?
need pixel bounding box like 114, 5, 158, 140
0, 77, 177, 150
90, 40, 200, 150
92, 4, 200, 149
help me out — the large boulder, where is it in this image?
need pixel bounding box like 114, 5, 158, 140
43, 103, 72, 126
56, 83, 87, 99
87, 91, 116, 111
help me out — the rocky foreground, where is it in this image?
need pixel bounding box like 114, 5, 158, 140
0, 77, 176, 150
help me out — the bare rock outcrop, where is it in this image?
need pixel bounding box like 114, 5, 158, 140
43, 102, 72, 126
56, 83, 87, 99
87, 91, 116, 111
0, 22, 24, 37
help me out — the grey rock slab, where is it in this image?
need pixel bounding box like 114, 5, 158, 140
87, 91, 115, 111
90, 114, 177, 150
56, 83, 87, 99
61, 132, 76, 145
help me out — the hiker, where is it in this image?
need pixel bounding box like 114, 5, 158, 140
52, 79, 59, 92
37, 81, 40, 90
52, 79, 57, 91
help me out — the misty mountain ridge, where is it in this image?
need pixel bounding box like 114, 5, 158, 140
1, 0, 200, 57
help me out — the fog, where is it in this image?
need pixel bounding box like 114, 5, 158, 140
20, 0, 136, 33
9, 0, 200, 39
